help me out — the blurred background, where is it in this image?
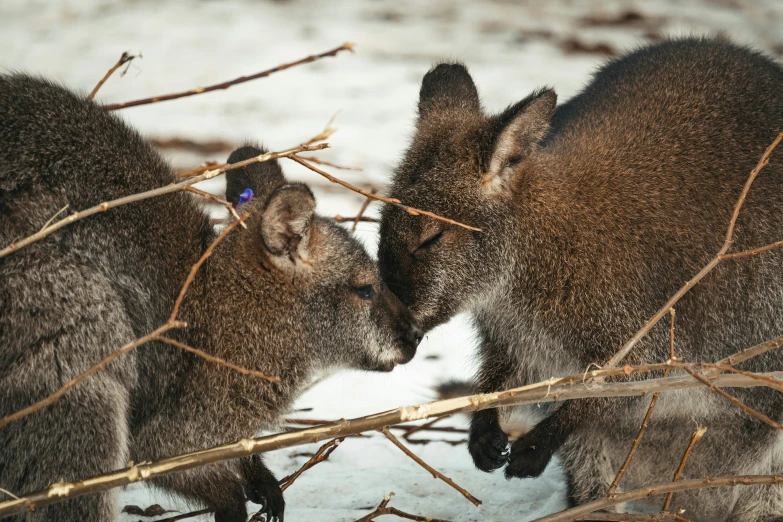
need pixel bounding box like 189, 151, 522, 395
2, 1, 781, 520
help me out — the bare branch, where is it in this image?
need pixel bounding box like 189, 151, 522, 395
182, 186, 245, 228
290, 156, 481, 232
681, 365, 783, 430
352, 190, 375, 232
661, 426, 707, 513
104, 43, 354, 110
354, 493, 452, 522
380, 428, 481, 507
533, 475, 783, 522
153, 335, 278, 383
333, 215, 379, 224
298, 155, 363, 171
89, 52, 138, 99
606, 309, 678, 496
279, 437, 343, 492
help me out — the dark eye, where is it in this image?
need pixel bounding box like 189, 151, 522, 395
413, 229, 444, 255
353, 285, 375, 300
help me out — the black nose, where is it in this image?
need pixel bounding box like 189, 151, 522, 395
408, 321, 424, 347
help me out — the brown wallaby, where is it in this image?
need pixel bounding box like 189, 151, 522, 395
0, 74, 422, 522
378, 37, 783, 521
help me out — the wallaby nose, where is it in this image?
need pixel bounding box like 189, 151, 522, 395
409, 322, 424, 347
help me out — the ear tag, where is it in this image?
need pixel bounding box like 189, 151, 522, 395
237, 188, 254, 208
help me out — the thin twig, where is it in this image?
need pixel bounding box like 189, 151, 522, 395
354, 493, 452, 522
183, 186, 245, 228
681, 365, 783, 430
0, 142, 328, 260
298, 155, 363, 171
176, 161, 226, 179
660, 426, 707, 513
352, 190, 375, 232
153, 335, 278, 382
574, 514, 690, 522
104, 43, 354, 110
606, 309, 678, 496
533, 475, 783, 522
89, 51, 138, 99
290, 156, 481, 232
279, 437, 344, 492
380, 428, 481, 507
604, 131, 783, 368
333, 215, 379, 224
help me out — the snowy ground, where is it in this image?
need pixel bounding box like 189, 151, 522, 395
2, 1, 782, 520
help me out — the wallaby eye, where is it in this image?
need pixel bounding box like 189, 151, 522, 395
353, 285, 375, 300
413, 229, 444, 255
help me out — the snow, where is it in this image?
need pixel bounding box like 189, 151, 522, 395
1, 0, 781, 520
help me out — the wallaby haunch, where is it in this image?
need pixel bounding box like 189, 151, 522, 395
378, 38, 783, 521
0, 75, 423, 522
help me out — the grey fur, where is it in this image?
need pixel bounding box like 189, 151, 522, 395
378, 37, 783, 521
0, 74, 422, 522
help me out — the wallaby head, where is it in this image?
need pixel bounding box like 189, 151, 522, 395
378, 63, 556, 331
219, 145, 423, 373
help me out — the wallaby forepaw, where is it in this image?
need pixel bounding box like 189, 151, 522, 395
214, 503, 248, 522
504, 435, 553, 479
468, 423, 509, 472
246, 475, 285, 522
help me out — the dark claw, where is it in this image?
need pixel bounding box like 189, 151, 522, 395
244, 456, 285, 522
469, 411, 509, 472
504, 432, 554, 479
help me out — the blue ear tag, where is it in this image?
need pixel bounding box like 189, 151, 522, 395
237, 188, 254, 208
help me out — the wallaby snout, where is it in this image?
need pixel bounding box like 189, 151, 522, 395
378, 283, 423, 370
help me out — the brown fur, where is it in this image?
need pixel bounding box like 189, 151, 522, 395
378, 37, 783, 521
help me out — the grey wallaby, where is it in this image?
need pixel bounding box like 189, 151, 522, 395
0, 74, 423, 522
378, 37, 783, 521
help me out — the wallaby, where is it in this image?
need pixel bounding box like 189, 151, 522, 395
378, 37, 783, 521
0, 74, 423, 522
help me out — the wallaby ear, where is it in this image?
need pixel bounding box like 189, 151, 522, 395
225, 144, 285, 208
261, 184, 316, 265
482, 88, 557, 192
419, 62, 481, 116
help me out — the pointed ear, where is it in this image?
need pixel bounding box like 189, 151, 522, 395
482, 88, 556, 192
419, 62, 481, 116
260, 184, 316, 265
225, 144, 285, 208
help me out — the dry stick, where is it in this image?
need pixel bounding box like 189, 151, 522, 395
182, 186, 245, 227
89, 52, 138, 99
167, 438, 345, 522
533, 475, 783, 522
298, 155, 364, 171
606, 309, 678, 496
575, 514, 690, 522
0, 142, 328, 260
279, 437, 344, 492
354, 493, 452, 522
153, 336, 278, 382
681, 365, 783, 430
286, 418, 468, 435
381, 428, 482, 507
176, 161, 226, 179
660, 426, 707, 514
0, 215, 254, 429
605, 131, 783, 369
333, 215, 379, 224
290, 156, 481, 232
4, 367, 783, 517
104, 43, 354, 110
351, 190, 375, 232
